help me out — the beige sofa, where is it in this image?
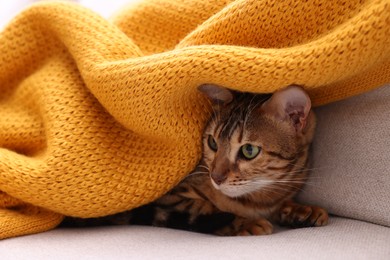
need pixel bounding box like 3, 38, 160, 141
1, 84, 389, 260
0, 218, 388, 259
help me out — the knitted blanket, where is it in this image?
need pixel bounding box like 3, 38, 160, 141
0, 0, 389, 239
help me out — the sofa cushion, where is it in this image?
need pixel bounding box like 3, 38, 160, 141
298, 84, 390, 227
1, 217, 389, 259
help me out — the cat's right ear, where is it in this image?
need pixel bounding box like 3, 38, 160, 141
198, 84, 234, 105
260, 85, 311, 132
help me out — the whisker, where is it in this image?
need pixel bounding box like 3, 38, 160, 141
245, 178, 321, 194
196, 165, 210, 171
242, 95, 257, 130
253, 166, 326, 177
273, 186, 307, 194
275, 179, 320, 184
214, 99, 221, 123
258, 187, 289, 198
189, 171, 208, 176
271, 181, 320, 192
251, 178, 320, 187
286, 164, 333, 172
277, 175, 324, 181
182, 171, 208, 180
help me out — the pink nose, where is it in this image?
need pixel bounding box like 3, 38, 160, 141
211, 173, 227, 185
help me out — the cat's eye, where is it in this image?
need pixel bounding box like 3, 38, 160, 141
241, 144, 260, 160
207, 135, 218, 151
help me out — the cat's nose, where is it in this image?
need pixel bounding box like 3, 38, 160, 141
211, 172, 227, 185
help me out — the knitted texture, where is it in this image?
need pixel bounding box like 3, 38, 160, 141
0, 0, 389, 239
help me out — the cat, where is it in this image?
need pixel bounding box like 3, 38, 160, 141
61, 84, 328, 236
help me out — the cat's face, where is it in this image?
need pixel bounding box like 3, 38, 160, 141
199, 85, 315, 199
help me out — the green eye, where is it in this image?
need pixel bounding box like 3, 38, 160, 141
241, 144, 260, 160
207, 135, 218, 151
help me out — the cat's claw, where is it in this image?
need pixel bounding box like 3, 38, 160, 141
279, 203, 328, 228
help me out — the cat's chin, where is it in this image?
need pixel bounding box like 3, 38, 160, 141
219, 188, 250, 198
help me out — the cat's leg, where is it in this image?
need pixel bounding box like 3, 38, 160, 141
152, 186, 239, 233
215, 216, 273, 236
278, 200, 328, 228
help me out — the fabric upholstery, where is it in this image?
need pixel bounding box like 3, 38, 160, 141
1, 217, 389, 260
1, 0, 390, 239
298, 84, 390, 227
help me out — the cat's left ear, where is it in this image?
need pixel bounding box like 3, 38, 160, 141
198, 84, 234, 105
261, 85, 311, 132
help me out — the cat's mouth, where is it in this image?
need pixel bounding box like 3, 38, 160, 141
210, 178, 221, 190
210, 177, 270, 198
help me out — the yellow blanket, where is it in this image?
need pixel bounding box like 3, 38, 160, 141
0, 0, 389, 239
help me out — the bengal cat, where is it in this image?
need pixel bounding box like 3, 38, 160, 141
62, 84, 328, 236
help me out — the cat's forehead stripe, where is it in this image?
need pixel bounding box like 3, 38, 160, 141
228, 129, 243, 162
220, 106, 245, 139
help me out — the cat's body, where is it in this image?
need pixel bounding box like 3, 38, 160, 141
62, 85, 328, 235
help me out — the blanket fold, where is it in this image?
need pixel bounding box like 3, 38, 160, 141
0, 0, 389, 239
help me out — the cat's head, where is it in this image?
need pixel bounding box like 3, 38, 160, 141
198, 84, 315, 199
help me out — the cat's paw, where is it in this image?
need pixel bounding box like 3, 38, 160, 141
279, 203, 328, 228
236, 218, 274, 236
215, 217, 273, 236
